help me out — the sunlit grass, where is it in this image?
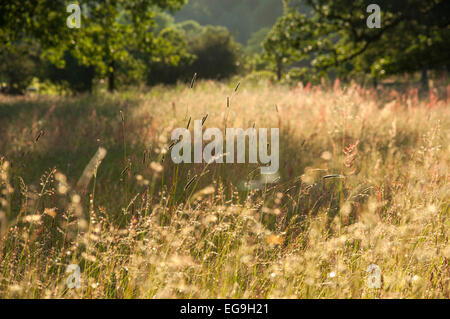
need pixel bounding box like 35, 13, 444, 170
0, 80, 449, 298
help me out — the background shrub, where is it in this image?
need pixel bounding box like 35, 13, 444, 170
0, 41, 40, 94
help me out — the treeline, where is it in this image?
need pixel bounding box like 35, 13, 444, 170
173, 0, 283, 44
0, 0, 449, 95
0, 17, 241, 94
0, 1, 242, 94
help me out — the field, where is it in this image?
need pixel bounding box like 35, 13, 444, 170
0, 80, 449, 298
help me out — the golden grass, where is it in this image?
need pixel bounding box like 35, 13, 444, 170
0, 80, 449, 298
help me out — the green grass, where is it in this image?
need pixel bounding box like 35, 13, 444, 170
0, 81, 449, 298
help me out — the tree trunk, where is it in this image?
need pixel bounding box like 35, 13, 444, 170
421, 68, 428, 91
108, 60, 115, 92
276, 58, 282, 81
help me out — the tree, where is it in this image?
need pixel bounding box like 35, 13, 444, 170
67, 0, 187, 92
0, 1, 70, 48
263, 0, 450, 83
0, 1, 71, 93
263, 9, 316, 80
145, 26, 194, 85
0, 0, 188, 92
187, 26, 241, 80
146, 24, 241, 85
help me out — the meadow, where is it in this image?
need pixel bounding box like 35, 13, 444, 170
0, 80, 449, 298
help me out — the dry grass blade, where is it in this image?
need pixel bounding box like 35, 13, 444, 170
190, 73, 197, 89
201, 114, 208, 126
186, 116, 191, 129
76, 147, 107, 192
184, 175, 198, 192
323, 174, 345, 179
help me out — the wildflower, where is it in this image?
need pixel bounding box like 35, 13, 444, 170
321, 151, 332, 161
150, 162, 163, 173
266, 234, 284, 245
44, 207, 57, 218
22, 214, 41, 223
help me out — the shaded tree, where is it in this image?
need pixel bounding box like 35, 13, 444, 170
0, 0, 189, 92
146, 24, 241, 85
0, 40, 41, 94
44, 50, 95, 93
263, 0, 450, 84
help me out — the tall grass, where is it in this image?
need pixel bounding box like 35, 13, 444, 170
0, 80, 449, 298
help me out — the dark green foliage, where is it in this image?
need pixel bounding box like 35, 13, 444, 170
263, 9, 316, 80
44, 51, 95, 93
1, 0, 448, 91
264, 0, 450, 82
147, 25, 241, 85
0, 41, 40, 94
188, 26, 241, 80
0, 1, 70, 47
0, 0, 189, 93
146, 27, 195, 85
67, 0, 188, 92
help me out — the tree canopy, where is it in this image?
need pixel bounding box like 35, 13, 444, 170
263, 0, 450, 82
1, 1, 448, 93
0, 0, 188, 92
